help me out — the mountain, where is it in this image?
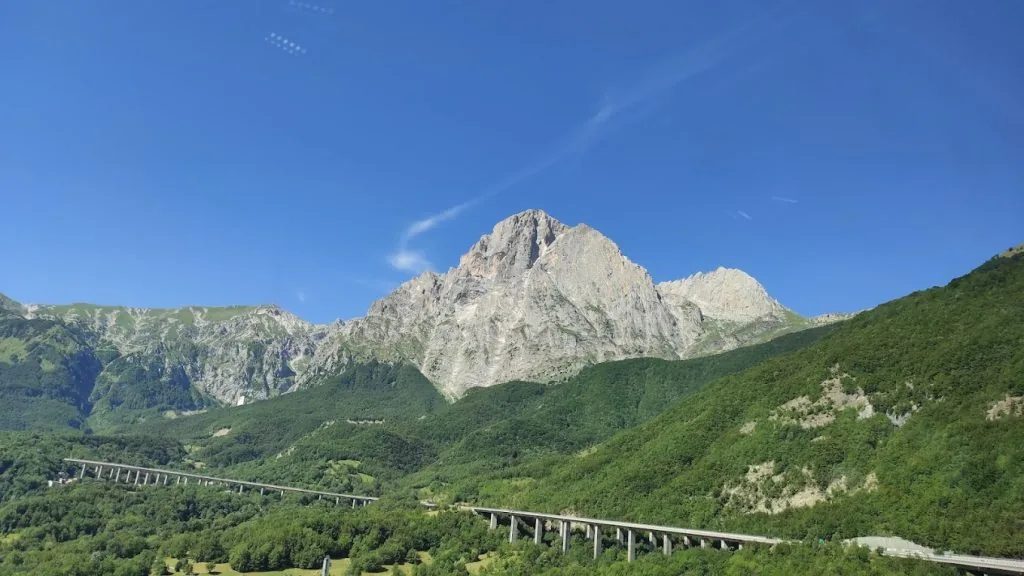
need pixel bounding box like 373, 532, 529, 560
22, 303, 326, 406
309, 209, 829, 397
1, 209, 843, 423
498, 247, 1024, 557
136, 324, 833, 489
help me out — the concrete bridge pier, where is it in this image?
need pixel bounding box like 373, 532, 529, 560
114, 469, 121, 482
108, 467, 115, 480
700, 538, 708, 549
662, 534, 672, 555
143, 472, 150, 485
616, 528, 623, 544
592, 525, 602, 559
163, 475, 169, 486
534, 518, 543, 545
133, 470, 140, 485
97, 466, 103, 478
351, 498, 357, 508
627, 530, 636, 562
489, 513, 498, 530
79, 465, 86, 479
683, 535, 692, 548
560, 521, 570, 554
239, 485, 244, 494
509, 515, 519, 543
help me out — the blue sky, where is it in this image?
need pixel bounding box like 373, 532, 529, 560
1, 0, 1021, 323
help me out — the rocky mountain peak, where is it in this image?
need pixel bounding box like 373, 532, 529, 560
658, 266, 785, 323
458, 209, 569, 280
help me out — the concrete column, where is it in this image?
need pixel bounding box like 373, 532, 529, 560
134, 470, 140, 485
585, 525, 592, 539
592, 525, 602, 559
97, 466, 103, 478
238, 485, 244, 494
318, 494, 322, 500
489, 513, 498, 530
79, 466, 86, 479
560, 521, 570, 554
616, 528, 623, 543
700, 538, 708, 549
114, 469, 121, 482
336, 497, 339, 505
109, 467, 115, 479
627, 530, 636, 562
509, 515, 518, 543
164, 475, 169, 486
662, 534, 672, 556
737, 542, 743, 551
351, 499, 357, 508
143, 472, 149, 485
534, 518, 543, 545
719, 539, 727, 550
183, 477, 188, 485
260, 487, 264, 496
176, 476, 181, 485
683, 535, 692, 548
280, 490, 284, 496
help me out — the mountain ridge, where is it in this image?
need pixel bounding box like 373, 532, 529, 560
2, 209, 851, 412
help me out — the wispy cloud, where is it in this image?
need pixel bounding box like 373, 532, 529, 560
296, 289, 307, 302
388, 5, 799, 272
737, 210, 753, 221
771, 196, 799, 204
387, 249, 433, 274
403, 201, 477, 243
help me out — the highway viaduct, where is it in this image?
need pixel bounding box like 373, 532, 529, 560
64, 459, 1024, 575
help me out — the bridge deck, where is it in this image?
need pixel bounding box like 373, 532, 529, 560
64, 460, 1024, 574
64, 458, 378, 503
470, 506, 1024, 574
468, 505, 781, 545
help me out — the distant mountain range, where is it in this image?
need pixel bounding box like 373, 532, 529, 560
0, 209, 852, 427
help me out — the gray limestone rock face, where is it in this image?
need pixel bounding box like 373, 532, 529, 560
304, 209, 815, 398
11, 208, 851, 404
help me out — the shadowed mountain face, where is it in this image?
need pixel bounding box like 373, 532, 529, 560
0, 210, 837, 426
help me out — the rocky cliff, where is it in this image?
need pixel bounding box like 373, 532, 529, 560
3, 209, 850, 408
305, 210, 832, 397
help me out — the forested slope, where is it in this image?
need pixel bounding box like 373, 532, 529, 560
507, 251, 1024, 556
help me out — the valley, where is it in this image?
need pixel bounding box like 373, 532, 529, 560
1, 243, 1022, 575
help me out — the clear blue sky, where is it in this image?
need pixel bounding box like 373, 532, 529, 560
1, 0, 1021, 323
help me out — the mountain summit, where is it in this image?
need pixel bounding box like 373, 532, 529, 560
306, 209, 819, 397
4, 209, 838, 410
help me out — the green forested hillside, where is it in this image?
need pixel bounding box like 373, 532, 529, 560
498, 252, 1024, 556
0, 307, 216, 432
140, 362, 446, 470
136, 325, 831, 498
0, 432, 955, 576
0, 315, 100, 430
